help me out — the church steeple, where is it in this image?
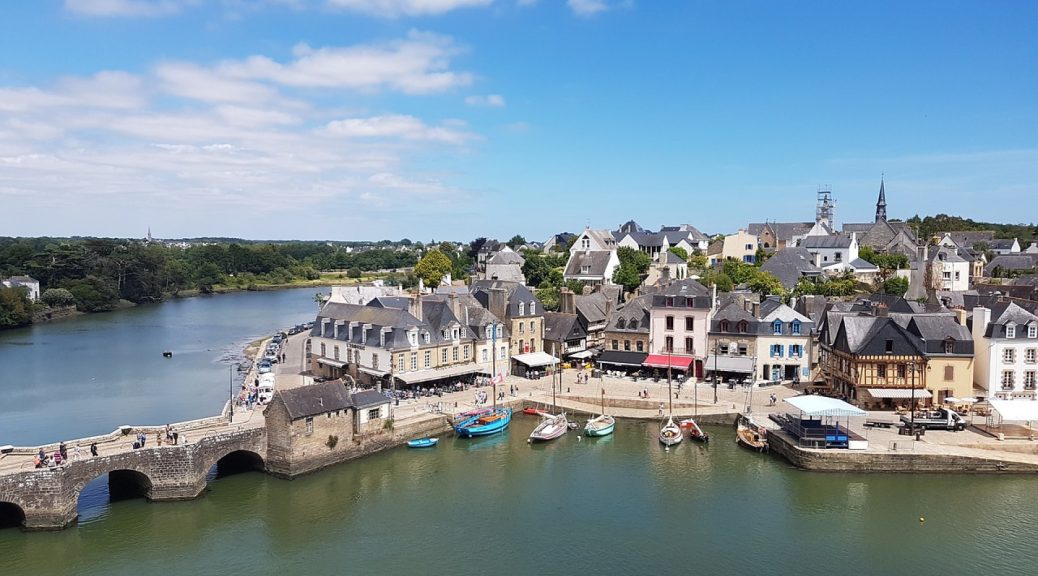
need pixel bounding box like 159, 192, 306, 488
875, 176, 887, 222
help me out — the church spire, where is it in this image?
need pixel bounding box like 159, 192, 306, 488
875, 176, 887, 222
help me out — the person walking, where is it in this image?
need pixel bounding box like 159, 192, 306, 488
89, 442, 98, 457
658, 402, 664, 417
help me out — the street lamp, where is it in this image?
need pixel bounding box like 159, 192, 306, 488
228, 364, 234, 422
908, 360, 916, 434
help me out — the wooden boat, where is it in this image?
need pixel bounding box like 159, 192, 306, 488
529, 412, 569, 442
584, 414, 615, 437
454, 407, 512, 438
584, 388, 615, 437
407, 437, 438, 448
679, 418, 709, 442
523, 407, 543, 416
736, 417, 767, 452
659, 416, 682, 447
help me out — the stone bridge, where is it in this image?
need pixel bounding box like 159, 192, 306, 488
0, 426, 267, 530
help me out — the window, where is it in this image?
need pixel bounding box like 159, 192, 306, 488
885, 340, 894, 353
581, 237, 590, 250
305, 416, 314, 435
1002, 370, 1015, 390
372, 355, 378, 370
1007, 324, 1016, 338
738, 321, 748, 334
720, 320, 730, 332
789, 344, 802, 357
943, 339, 955, 354
530, 321, 536, 334
773, 320, 782, 335
685, 297, 694, 308
519, 303, 525, 316
897, 365, 906, 379
624, 340, 631, 351
1004, 348, 1016, 364
1026, 349, 1037, 364
452, 347, 459, 362
738, 344, 748, 356
616, 318, 626, 329
665, 336, 674, 353
666, 297, 674, 307
368, 408, 381, 420
500, 346, 507, 359
464, 346, 470, 359
424, 351, 431, 368
834, 252, 842, 262
944, 365, 954, 381
771, 344, 783, 357
442, 349, 448, 363
727, 343, 737, 355
581, 265, 590, 274
684, 317, 694, 331
530, 302, 536, 315
399, 355, 405, 372
1030, 325, 1038, 339
409, 332, 417, 346
685, 338, 694, 354
877, 364, 887, 378
1026, 371, 1037, 390
482, 349, 488, 362
791, 320, 801, 335
636, 341, 644, 352
629, 320, 638, 330
519, 322, 524, 334
334, 345, 340, 360
320, 343, 326, 357
666, 316, 674, 330
423, 332, 430, 344
942, 271, 951, 280
612, 339, 619, 350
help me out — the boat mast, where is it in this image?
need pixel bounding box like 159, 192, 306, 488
492, 321, 497, 410
552, 341, 558, 414
667, 347, 673, 417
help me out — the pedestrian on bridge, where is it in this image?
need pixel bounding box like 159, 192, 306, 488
90, 442, 98, 457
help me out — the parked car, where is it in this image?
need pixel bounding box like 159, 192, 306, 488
257, 360, 272, 374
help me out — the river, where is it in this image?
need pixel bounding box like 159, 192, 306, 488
2, 290, 1035, 575
0, 288, 324, 446
1, 417, 1032, 575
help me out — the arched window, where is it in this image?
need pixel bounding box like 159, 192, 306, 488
791, 320, 801, 335
737, 320, 748, 333
519, 302, 526, 316
773, 320, 783, 335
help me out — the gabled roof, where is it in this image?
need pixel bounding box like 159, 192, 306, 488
564, 250, 614, 278
985, 254, 1038, 274
747, 222, 813, 243
542, 312, 586, 342
760, 300, 811, 324
574, 292, 610, 324
930, 245, 967, 264
658, 278, 709, 297
487, 251, 525, 266
801, 234, 853, 249
351, 389, 390, 409
848, 258, 879, 271
275, 382, 353, 420
834, 316, 925, 356
760, 247, 822, 291
606, 294, 651, 334
661, 251, 686, 265
470, 279, 544, 319
990, 239, 1018, 250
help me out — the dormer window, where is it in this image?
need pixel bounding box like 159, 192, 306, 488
580, 265, 590, 274
1029, 325, 1038, 339
409, 331, 417, 346
519, 302, 526, 316
666, 297, 674, 307
943, 338, 955, 354
1007, 324, 1017, 339
772, 320, 782, 335
629, 319, 638, 330
737, 320, 748, 334
581, 237, 590, 250
616, 318, 626, 329
530, 302, 536, 315
423, 332, 430, 344
685, 297, 694, 307
720, 320, 730, 332
791, 320, 801, 335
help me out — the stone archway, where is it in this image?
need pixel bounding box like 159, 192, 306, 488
209, 449, 265, 479
76, 468, 155, 523
0, 501, 26, 530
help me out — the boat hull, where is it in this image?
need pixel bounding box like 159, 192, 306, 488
407, 438, 438, 448
453, 408, 512, 437
659, 417, 683, 446
736, 422, 767, 452
530, 414, 568, 442
584, 415, 615, 437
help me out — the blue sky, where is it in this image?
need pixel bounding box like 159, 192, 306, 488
1, 1, 1036, 242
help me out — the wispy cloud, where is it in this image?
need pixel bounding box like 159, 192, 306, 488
325, 0, 493, 18
464, 94, 505, 107
65, 0, 196, 18
322, 114, 475, 143
567, 0, 607, 17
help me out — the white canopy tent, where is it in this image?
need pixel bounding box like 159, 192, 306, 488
987, 399, 1038, 422
866, 388, 932, 399
512, 351, 559, 368
785, 395, 867, 417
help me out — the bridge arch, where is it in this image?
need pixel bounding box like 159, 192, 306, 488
0, 501, 26, 530
75, 466, 157, 523
207, 449, 266, 479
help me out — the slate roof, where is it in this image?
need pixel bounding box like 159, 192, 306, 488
543, 312, 586, 343
662, 251, 686, 265
801, 235, 853, 249
574, 292, 610, 325
747, 222, 813, 243
487, 251, 525, 266
985, 255, 1038, 275
834, 316, 925, 356
905, 316, 973, 354
470, 279, 544, 319
929, 245, 967, 264
564, 250, 614, 278
276, 382, 354, 420
760, 247, 822, 291
351, 389, 390, 409
312, 300, 472, 350
606, 294, 651, 334
426, 293, 511, 341
842, 223, 873, 233
943, 231, 995, 249
991, 239, 1018, 250
849, 258, 879, 271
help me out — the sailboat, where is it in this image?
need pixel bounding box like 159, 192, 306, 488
658, 350, 683, 447
454, 321, 512, 438
736, 414, 767, 452
679, 374, 709, 442
530, 345, 568, 442
584, 388, 615, 437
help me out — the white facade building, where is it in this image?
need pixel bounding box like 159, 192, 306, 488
971, 304, 1038, 399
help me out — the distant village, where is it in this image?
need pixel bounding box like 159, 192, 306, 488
303, 180, 1038, 412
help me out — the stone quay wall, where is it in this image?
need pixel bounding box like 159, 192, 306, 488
767, 430, 1038, 474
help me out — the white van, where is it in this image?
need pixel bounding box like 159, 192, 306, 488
257, 373, 276, 403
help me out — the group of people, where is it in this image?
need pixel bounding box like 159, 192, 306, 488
130, 425, 179, 450
34, 441, 97, 468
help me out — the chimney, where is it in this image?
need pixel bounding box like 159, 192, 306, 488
876, 303, 889, 317
661, 266, 671, 284
954, 308, 967, 326
488, 287, 507, 320
560, 288, 576, 314
409, 293, 423, 322
971, 306, 991, 341
449, 292, 463, 320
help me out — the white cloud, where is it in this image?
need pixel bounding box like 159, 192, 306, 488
323, 114, 474, 143
65, 0, 195, 17
155, 62, 279, 104
325, 0, 493, 18
464, 94, 505, 107
567, 0, 606, 16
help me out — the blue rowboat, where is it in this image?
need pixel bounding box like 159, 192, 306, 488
453, 407, 512, 437
407, 438, 438, 448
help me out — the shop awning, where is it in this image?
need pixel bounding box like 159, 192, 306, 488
866, 388, 932, 399
643, 354, 694, 370
988, 399, 1038, 422
705, 355, 754, 373
568, 350, 595, 359
786, 395, 867, 417
395, 364, 483, 385
512, 351, 559, 368
597, 350, 648, 367
317, 357, 346, 368
359, 367, 387, 377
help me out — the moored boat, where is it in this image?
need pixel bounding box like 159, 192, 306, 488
584, 414, 615, 437
407, 437, 439, 448
736, 416, 767, 452
659, 416, 682, 447
530, 412, 569, 442
679, 418, 709, 442
454, 407, 512, 437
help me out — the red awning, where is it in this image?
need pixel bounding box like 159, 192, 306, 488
643, 354, 694, 370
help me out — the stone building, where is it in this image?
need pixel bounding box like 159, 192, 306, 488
264, 383, 391, 477
470, 280, 545, 358
647, 279, 715, 378
706, 296, 814, 384
970, 303, 1038, 400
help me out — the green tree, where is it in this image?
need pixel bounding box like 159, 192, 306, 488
722, 260, 758, 285
881, 276, 909, 296
746, 271, 786, 297
415, 249, 453, 287
0, 286, 33, 328
754, 247, 773, 266
536, 285, 560, 312
688, 253, 708, 273
63, 276, 120, 312
565, 280, 586, 295
507, 235, 527, 249
193, 262, 225, 293
698, 270, 734, 292
40, 288, 76, 307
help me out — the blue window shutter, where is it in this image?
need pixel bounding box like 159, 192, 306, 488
777, 344, 784, 357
